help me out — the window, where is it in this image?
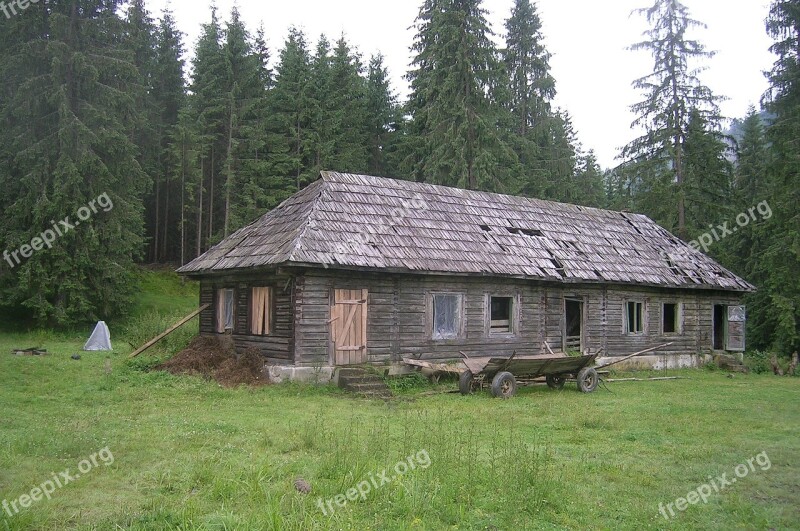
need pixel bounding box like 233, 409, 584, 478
662, 303, 680, 334
625, 301, 644, 335
432, 293, 462, 340
216, 288, 235, 333
250, 287, 272, 335
490, 296, 514, 334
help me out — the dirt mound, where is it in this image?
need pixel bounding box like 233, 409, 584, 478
157, 335, 269, 387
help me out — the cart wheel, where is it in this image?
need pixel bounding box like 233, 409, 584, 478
577, 367, 599, 393
491, 371, 517, 399
458, 370, 475, 395
546, 374, 566, 390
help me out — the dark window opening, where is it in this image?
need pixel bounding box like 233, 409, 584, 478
565, 299, 583, 350
490, 296, 513, 334
663, 303, 678, 334
566, 300, 582, 337
626, 301, 644, 334
480, 224, 491, 232
713, 304, 726, 350
506, 227, 520, 234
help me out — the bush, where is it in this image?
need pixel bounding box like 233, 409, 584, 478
744, 350, 772, 374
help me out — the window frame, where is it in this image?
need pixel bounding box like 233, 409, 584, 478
624, 300, 646, 336
488, 294, 518, 337
661, 302, 683, 335
250, 286, 273, 336
429, 292, 465, 341
216, 287, 235, 334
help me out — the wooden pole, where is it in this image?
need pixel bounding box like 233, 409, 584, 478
594, 342, 674, 370
128, 304, 210, 359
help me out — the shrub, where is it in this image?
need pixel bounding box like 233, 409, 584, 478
744, 350, 772, 374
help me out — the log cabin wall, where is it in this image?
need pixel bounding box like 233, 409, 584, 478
198, 270, 296, 364
291, 269, 744, 366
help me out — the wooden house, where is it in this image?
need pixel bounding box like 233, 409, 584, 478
176, 171, 753, 376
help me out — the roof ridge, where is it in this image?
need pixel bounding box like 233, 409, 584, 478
323, 171, 654, 223
286, 176, 327, 262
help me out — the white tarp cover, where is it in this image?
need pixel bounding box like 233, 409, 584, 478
84, 321, 112, 351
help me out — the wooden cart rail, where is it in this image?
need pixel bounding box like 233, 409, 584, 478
463, 353, 596, 380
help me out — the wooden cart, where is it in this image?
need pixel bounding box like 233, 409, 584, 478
459, 353, 599, 398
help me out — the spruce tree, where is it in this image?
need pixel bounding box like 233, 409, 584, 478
622, 0, 722, 238
189, 6, 227, 251
407, 0, 515, 191
729, 108, 773, 349
0, 0, 147, 326
366, 54, 402, 176
152, 7, 186, 262
761, 0, 800, 353
268, 28, 315, 190
327, 37, 370, 173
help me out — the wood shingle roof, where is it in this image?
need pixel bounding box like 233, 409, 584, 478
177, 171, 754, 292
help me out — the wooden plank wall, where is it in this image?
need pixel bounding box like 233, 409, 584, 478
197, 270, 295, 363
292, 269, 745, 366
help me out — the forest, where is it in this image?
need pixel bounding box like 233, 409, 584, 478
0, 0, 797, 357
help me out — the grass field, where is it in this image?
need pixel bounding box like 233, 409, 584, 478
0, 271, 798, 530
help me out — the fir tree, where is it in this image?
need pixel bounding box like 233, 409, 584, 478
761, 0, 800, 353
0, 0, 147, 326
622, 0, 722, 238
407, 0, 515, 191
366, 54, 402, 176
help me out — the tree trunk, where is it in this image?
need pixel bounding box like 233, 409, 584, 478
197, 157, 204, 257
224, 101, 234, 237
208, 145, 214, 242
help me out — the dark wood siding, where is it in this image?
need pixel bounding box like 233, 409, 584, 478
198, 270, 295, 363
291, 270, 745, 365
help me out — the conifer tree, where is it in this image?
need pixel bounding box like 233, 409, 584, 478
0, 0, 147, 325
622, 0, 722, 238
761, 0, 800, 353
268, 28, 315, 190
366, 54, 402, 176
407, 0, 515, 191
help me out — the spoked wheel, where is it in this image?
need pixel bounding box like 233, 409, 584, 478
491, 371, 517, 399
576, 367, 599, 393
546, 374, 566, 390
458, 370, 476, 395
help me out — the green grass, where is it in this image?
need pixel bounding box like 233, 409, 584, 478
0, 271, 797, 529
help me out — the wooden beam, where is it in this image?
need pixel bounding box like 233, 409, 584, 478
594, 342, 674, 370
128, 304, 210, 359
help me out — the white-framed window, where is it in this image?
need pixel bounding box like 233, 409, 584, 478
489, 295, 516, 335
625, 300, 645, 335
250, 287, 273, 336
216, 288, 235, 333
431, 293, 463, 340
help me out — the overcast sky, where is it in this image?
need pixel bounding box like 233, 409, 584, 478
145, 0, 776, 169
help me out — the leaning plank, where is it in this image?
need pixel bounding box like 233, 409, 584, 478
605, 377, 684, 382
128, 304, 210, 359
594, 342, 674, 370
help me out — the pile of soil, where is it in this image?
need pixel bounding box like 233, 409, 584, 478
157, 335, 269, 388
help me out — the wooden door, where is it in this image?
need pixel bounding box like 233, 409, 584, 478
330, 289, 368, 365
